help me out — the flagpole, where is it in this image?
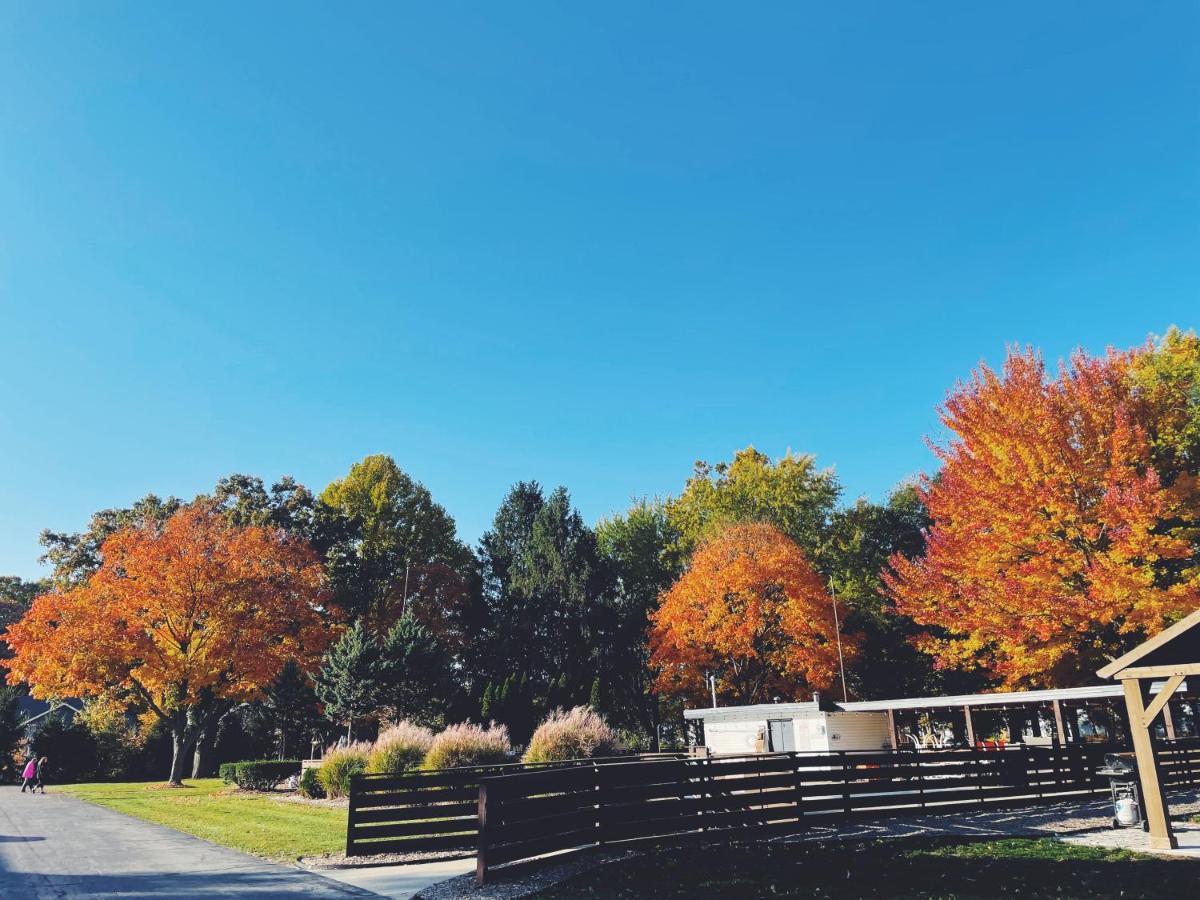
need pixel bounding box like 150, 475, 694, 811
829, 578, 848, 703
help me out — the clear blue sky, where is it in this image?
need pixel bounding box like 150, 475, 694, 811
1, 3, 1197, 579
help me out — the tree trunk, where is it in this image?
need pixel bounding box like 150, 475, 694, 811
191, 728, 217, 779
169, 728, 199, 785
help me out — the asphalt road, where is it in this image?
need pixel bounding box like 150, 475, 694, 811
0, 785, 378, 899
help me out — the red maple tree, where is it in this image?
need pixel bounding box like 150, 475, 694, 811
4, 503, 335, 783
650, 523, 850, 705
885, 346, 1200, 687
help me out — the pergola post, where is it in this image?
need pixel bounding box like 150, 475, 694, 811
1052, 699, 1067, 745
963, 705, 975, 748
886, 709, 898, 750
1097, 605, 1200, 853
1121, 678, 1177, 850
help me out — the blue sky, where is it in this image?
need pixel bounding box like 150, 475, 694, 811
1, 3, 1197, 579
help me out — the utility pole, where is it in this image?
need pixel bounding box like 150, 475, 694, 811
829, 578, 848, 703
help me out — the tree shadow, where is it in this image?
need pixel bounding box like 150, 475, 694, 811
532, 835, 1200, 899
0, 836, 45, 843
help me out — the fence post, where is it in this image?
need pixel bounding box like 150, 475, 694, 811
594, 762, 605, 848
345, 773, 357, 857
915, 750, 925, 811
841, 752, 851, 816
975, 746, 985, 806
475, 782, 490, 886
791, 752, 804, 828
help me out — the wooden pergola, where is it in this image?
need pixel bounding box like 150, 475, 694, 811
1098, 607, 1200, 851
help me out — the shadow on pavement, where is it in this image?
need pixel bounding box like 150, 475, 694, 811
0, 869, 377, 899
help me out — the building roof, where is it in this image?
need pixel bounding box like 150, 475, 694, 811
684, 681, 1191, 721
838, 684, 1126, 712
683, 701, 821, 722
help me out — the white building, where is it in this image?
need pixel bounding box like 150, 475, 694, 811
684, 700, 892, 754
685, 681, 1197, 756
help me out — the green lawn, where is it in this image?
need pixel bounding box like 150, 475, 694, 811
56, 779, 346, 860
533, 836, 1196, 899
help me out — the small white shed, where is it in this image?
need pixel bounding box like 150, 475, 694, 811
685, 701, 892, 755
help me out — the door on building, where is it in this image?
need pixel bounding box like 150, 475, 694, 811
767, 719, 795, 752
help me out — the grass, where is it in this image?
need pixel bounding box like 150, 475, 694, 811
532, 836, 1196, 899
56, 778, 345, 860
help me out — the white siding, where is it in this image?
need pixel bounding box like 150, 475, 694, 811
793, 716, 830, 752
704, 720, 763, 754
824, 712, 891, 751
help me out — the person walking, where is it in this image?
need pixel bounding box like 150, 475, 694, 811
35, 757, 48, 794
20, 757, 37, 794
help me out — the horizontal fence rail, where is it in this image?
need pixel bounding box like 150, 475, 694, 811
345, 753, 688, 857
475, 738, 1200, 883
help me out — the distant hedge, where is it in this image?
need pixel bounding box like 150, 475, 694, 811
219, 760, 301, 791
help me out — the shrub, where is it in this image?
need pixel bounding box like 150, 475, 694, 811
317, 743, 369, 799
219, 762, 238, 785
225, 759, 301, 791
423, 722, 511, 771
368, 722, 434, 775
299, 766, 325, 799
522, 706, 621, 764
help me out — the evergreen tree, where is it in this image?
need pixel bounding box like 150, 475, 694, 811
474, 483, 613, 741
314, 621, 383, 741
263, 660, 325, 758
378, 613, 452, 728
596, 500, 680, 744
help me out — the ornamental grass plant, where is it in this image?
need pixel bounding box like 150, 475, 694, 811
423, 722, 511, 770
317, 742, 370, 799
367, 721, 434, 774
522, 706, 621, 763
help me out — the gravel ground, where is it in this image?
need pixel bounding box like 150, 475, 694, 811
415, 849, 639, 900
302, 851, 473, 870
775, 788, 1200, 843
412, 789, 1200, 899
1062, 820, 1200, 852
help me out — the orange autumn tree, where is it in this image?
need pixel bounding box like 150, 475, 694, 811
885, 345, 1200, 688
649, 523, 850, 705
4, 503, 335, 784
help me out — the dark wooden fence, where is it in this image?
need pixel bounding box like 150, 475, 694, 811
475, 739, 1200, 883
345, 753, 687, 857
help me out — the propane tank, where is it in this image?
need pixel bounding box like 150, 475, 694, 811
1115, 796, 1140, 826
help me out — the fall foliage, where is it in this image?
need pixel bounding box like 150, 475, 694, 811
3, 503, 334, 782
885, 342, 1200, 688
650, 523, 850, 705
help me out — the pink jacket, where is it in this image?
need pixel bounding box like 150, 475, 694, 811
22, 760, 36, 779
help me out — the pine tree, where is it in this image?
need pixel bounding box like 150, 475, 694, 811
480, 682, 495, 721
314, 620, 382, 741
589, 677, 603, 713
378, 613, 450, 727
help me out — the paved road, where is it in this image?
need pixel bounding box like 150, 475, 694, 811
0, 786, 379, 899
